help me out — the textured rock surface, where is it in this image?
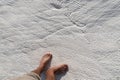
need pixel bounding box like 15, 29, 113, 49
0, 0, 120, 80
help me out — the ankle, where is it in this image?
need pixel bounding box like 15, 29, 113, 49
32, 69, 41, 75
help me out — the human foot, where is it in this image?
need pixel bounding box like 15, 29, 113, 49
33, 53, 52, 74
47, 64, 68, 74
39, 53, 52, 71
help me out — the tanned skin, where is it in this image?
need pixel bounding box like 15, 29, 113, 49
32, 53, 68, 80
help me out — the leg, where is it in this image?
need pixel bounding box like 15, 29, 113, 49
12, 53, 52, 80
32, 53, 52, 75
46, 64, 68, 80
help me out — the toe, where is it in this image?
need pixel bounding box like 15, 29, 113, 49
45, 53, 52, 60
48, 54, 52, 58
63, 64, 68, 71
46, 52, 52, 56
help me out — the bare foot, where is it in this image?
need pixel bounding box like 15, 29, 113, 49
47, 64, 68, 74
39, 53, 52, 71
33, 53, 52, 74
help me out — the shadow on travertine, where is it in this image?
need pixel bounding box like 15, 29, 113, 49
41, 71, 67, 80
56, 72, 68, 80
41, 56, 52, 80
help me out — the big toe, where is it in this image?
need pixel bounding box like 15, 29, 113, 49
45, 53, 52, 58
46, 52, 52, 56
61, 64, 68, 72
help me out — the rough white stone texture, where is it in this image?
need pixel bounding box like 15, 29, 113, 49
0, 0, 120, 80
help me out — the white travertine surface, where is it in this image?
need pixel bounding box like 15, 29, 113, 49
0, 0, 120, 80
